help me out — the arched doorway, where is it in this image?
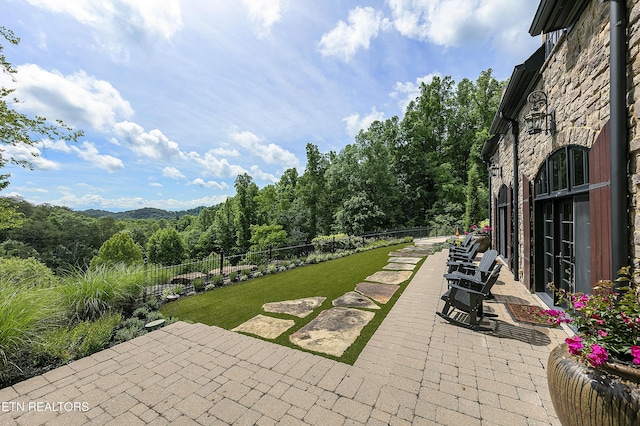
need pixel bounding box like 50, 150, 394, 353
534, 146, 591, 304
497, 185, 509, 259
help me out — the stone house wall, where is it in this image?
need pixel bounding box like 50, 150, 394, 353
489, 0, 640, 282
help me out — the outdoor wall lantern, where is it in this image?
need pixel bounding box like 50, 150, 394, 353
490, 165, 502, 178
524, 90, 556, 135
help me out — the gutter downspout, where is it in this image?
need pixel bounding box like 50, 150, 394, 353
510, 119, 520, 281
610, 0, 629, 279
488, 165, 492, 241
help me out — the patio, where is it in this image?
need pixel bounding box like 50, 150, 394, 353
0, 239, 569, 425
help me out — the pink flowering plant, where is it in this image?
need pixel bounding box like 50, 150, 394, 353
540, 267, 640, 368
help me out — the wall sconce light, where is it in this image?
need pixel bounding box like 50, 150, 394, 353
490, 165, 502, 178
524, 90, 556, 135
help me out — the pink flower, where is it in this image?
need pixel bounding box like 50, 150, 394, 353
597, 330, 608, 337
572, 294, 590, 309
566, 336, 584, 355
587, 345, 608, 367
631, 346, 640, 365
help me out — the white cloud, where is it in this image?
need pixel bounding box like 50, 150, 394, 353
343, 107, 386, 137
189, 178, 229, 190
11, 65, 134, 132
241, 0, 284, 38
1, 143, 60, 170
149, 182, 163, 188
162, 166, 186, 179
229, 128, 300, 168
188, 151, 248, 179
249, 165, 277, 183
387, 0, 538, 51
26, 0, 183, 61
113, 121, 185, 161
49, 190, 228, 211
71, 141, 124, 172
210, 146, 241, 157
390, 72, 440, 112
41, 139, 72, 153
318, 6, 391, 62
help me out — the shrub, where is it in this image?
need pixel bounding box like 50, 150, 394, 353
59, 265, 145, 322
38, 313, 121, 363
210, 275, 223, 287
132, 307, 149, 320
193, 278, 205, 292
145, 296, 159, 311
114, 325, 146, 343
312, 233, 353, 253
0, 282, 60, 379
0, 257, 58, 288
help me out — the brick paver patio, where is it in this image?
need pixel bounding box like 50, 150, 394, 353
0, 240, 569, 425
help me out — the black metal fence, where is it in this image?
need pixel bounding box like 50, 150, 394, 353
144, 227, 439, 300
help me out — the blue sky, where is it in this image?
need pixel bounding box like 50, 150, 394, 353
2, 0, 540, 212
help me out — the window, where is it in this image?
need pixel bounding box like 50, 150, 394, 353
534, 146, 589, 199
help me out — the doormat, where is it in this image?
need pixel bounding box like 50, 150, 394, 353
505, 303, 553, 327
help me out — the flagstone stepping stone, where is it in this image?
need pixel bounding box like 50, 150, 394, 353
289, 307, 375, 357
232, 315, 295, 339
356, 282, 399, 304
387, 256, 421, 264
383, 262, 416, 271
365, 270, 413, 285
263, 296, 326, 318
389, 250, 430, 257
332, 292, 379, 309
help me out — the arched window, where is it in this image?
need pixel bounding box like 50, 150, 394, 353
534, 146, 589, 199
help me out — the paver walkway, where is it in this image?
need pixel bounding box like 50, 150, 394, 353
0, 239, 569, 425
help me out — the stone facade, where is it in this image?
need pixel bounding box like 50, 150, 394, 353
489, 0, 640, 288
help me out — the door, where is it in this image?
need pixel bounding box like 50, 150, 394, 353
542, 198, 577, 303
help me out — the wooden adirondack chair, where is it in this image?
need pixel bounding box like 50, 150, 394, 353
449, 243, 480, 262
446, 249, 497, 276
437, 263, 503, 331
448, 233, 473, 253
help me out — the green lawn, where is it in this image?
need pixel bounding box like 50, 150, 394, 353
160, 243, 424, 364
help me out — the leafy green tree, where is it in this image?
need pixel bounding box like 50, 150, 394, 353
0, 28, 82, 191
146, 227, 187, 266
0, 239, 39, 259
249, 224, 287, 249
234, 173, 258, 252
90, 231, 143, 269
464, 162, 483, 229
298, 143, 330, 238
213, 199, 236, 254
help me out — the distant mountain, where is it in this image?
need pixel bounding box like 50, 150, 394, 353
80, 206, 206, 220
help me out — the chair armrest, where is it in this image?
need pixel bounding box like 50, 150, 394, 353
447, 282, 484, 296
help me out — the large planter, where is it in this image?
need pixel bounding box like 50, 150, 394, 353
547, 343, 640, 425
472, 235, 491, 253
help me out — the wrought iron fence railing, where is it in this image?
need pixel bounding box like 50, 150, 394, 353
143, 227, 440, 300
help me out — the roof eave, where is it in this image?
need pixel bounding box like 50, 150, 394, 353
529, 0, 590, 36
489, 45, 546, 135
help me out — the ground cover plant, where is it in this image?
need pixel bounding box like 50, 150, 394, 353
0, 259, 170, 388
160, 243, 424, 364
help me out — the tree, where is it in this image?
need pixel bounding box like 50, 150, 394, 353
213, 199, 236, 254
234, 173, 258, 252
90, 231, 143, 269
146, 227, 187, 266
249, 224, 287, 249
464, 162, 483, 229
0, 27, 83, 191
298, 143, 330, 238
